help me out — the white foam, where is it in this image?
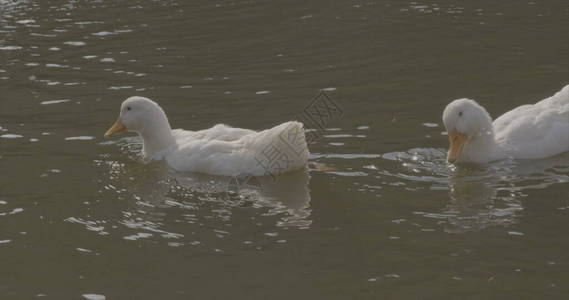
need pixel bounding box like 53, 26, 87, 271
65, 136, 95, 141
64, 41, 86, 46
0, 46, 22, 50
41, 99, 70, 105
1, 134, 23, 139
82, 294, 106, 300
16, 19, 35, 24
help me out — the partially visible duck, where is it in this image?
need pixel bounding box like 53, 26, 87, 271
442, 85, 569, 164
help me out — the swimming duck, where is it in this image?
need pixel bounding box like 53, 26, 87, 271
105, 96, 309, 176
442, 84, 569, 164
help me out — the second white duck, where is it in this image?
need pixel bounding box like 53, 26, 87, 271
442, 84, 569, 164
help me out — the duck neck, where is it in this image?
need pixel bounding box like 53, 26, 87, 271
138, 118, 176, 159
462, 130, 503, 163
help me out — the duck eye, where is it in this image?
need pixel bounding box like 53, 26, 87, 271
458, 111, 463, 117
127, 106, 131, 111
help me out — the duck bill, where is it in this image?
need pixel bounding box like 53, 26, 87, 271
104, 119, 127, 137
447, 130, 467, 163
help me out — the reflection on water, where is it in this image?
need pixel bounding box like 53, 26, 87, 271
440, 173, 523, 233
316, 141, 569, 234
172, 168, 312, 228
444, 158, 569, 233
70, 136, 312, 249
395, 150, 569, 233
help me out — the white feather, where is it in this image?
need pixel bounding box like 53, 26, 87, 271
109, 97, 309, 176
493, 85, 569, 159
442, 84, 569, 163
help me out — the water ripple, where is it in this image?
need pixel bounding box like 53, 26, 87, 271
313, 127, 569, 233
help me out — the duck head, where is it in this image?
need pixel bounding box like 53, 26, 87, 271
105, 96, 175, 158
105, 96, 171, 137
442, 98, 495, 164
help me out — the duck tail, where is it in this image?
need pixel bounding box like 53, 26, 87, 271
252, 121, 310, 175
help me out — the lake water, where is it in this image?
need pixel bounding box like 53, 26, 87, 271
1, 0, 568, 298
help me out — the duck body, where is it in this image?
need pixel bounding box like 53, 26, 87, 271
493, 85, 569, 159
105, 97, 309, 176
166, 122, 309, 176
443, 84, 569, 164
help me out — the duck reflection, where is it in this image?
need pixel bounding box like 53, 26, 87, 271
98, 157, 312, 230
173, 169, 312, 227
443, 174, 522, 233
442, 155, 569, 233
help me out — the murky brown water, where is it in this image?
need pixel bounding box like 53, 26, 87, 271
1, 0, 568, 299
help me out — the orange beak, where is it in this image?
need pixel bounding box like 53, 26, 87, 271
104, 119, 127, 137
447, 130, 467, 163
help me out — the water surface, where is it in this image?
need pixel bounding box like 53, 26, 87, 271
1, 0, 568, 298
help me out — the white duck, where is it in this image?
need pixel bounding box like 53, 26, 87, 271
442, 84, 569, 164
104, 96, 309, 176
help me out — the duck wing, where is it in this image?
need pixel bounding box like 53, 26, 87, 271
167, 121, 309, 176
173, 124, 256, 142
